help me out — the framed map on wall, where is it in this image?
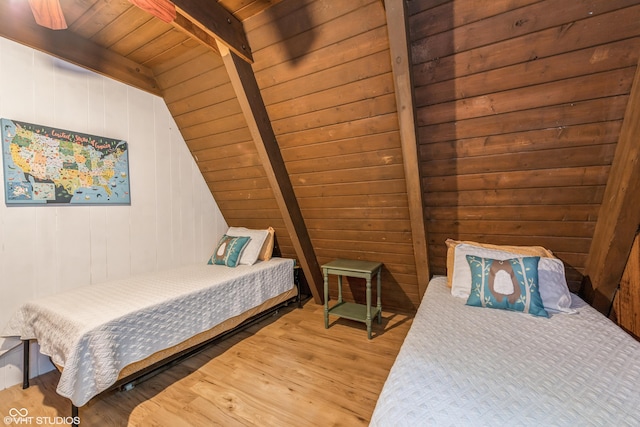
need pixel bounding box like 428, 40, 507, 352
1, 118, 130, 205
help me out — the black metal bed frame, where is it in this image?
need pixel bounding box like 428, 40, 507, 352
22, 287, 301, 427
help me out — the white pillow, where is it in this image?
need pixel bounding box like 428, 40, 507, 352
451, 243, 574, 313
225, 227, 269, 265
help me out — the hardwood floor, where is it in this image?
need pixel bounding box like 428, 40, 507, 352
0, 300, 413, 426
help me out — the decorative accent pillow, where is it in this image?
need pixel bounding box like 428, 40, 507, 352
208, 235, 250, 267
537, 257, 574, 313
445, 238, 554, 288
226, 227, 269, 265
449, 241, 574, 313
466, 255, 548, 317
258, 227, 275, 261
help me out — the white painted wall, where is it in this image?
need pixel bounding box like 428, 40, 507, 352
0, 39, 228, 390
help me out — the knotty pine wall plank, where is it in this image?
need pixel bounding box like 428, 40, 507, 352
245, 0, 420, 310
412, 0, 640, 286
420, 122, 622, 160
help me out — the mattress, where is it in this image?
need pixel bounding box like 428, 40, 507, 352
2, 258, 295, 407
370, 276, 640, 426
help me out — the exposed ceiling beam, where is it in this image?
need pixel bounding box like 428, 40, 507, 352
384, 0, 431, 298
0, 6, 161, 97
172, 12, 220, 56
582, 58, 640, 314
217, 40, 323, 304
172, 0, 253, 63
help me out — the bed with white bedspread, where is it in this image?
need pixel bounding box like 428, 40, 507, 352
370, 275, 640, 426
2, 257, 296, 408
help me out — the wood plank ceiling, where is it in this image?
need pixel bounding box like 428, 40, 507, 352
2, 0, 640, 314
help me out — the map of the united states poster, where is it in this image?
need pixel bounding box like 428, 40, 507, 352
2, 118, 130, 205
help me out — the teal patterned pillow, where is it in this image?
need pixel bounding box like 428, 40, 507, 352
466, 255, 548, 317
208, 235, 251, 267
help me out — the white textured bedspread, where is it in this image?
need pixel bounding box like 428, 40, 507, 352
370, 276, 640, 426
2, 258, 294, 407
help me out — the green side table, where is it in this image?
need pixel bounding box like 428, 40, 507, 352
322, 259, 383, 339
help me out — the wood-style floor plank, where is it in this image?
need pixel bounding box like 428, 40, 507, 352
0, 300, 413, 426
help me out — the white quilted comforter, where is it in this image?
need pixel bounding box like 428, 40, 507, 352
370, 276, 640, 426
2, 258, 294, 407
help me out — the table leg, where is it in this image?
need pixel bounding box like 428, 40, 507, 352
366, 275, 372, 339
323, 268, 329, 329
337, 275, 343, 303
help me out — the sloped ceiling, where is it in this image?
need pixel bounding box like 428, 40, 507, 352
2, 0, 640, 313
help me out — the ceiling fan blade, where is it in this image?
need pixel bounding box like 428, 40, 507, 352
28, 0, 67, 30
129, 0, 176, 23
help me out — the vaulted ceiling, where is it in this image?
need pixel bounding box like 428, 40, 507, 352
2, 0, 640, 314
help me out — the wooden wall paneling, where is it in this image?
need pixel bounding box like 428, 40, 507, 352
419, 96, 629, 144
168, 82, 236, 117
424, 166, 610, 193
199, 156, 264, 179
269, 50, 392, 110
612, 232, 640, 339
419, 122, 623, 161
217, 41, 323, 303
425, 186, 606, 209
291, 163, 405, 187
419, 38, 640, 106
109, 18, 173, 58
186, 118, 252, 147
432, 220, 594, 239
271, 94, 398, 136
88, 7, 154, 48
268, 71, 395, 125
277, 112, 399, 149
246, 0, 379, 71
65, 0, 134, 37
286, 133, 403, 172
411, 2, 640, 82
294, 179, 408, 200
224, 0, 287, 21
408, 0, 541, 40
175, 97, 243, 129
285, 140, 402, 173
143, 37, 204, 69
155, 49, 224, 89
243, 0, 420, 311
164, 77, 231, 111
419, 67, 635, 125
426, 204, 599, 222
411, 0, 638, 66
163, 70, 229, 107
127, 28, 191, 66
180, 116, 245, 141
424, 145, 615, 177
583, 57, 640, 314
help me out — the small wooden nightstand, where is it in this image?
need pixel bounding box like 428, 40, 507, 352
322, 259, 383, 339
